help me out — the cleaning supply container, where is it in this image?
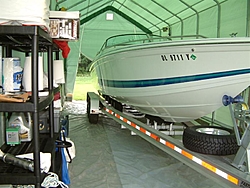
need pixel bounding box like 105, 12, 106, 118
8, 112, 32, 142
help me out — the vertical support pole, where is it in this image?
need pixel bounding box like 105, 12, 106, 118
48, 45, 55, 173
5, 45, 12, 57
179, 0, 199, 38
211, 111, 215, 126
151, 0, 183, 38
228, 103, 241, 145
0, 113, 5, 147
32, 27, 41, 188
56, 50, 60, 60
47, 45, 55, 138
247, 0, 250, 108
0, 46, 4, 146
64, 58, 68, 101
248, 88, 250, 107
246, 0, 250, 37
214, 0, 221, 38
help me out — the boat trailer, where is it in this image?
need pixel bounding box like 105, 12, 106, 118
86, 92, 250, 188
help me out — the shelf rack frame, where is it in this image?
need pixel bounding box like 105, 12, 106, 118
0, 25, 59, 188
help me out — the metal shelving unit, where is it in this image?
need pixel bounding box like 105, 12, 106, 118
0, 25, 59, 188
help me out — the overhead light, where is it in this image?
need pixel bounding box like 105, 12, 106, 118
106, 13, 113, 20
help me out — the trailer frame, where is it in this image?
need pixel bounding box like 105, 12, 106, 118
87, 92, 250, 188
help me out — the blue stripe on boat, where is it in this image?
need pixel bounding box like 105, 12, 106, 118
99, 69, 250, 88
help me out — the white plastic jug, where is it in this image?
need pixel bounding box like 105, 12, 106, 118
8, 112, 32, 142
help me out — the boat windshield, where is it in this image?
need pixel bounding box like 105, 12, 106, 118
98, 34, 207, 53
102, 34, 167, 49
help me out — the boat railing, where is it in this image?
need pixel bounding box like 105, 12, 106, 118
99, 34, 207, 52
165, 34, 207, 40
100, 34, 161, 49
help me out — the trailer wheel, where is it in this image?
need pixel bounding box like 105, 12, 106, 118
88, 114, 99, 124
114, 101, 123, 112
87, 94, 99, 124
183, 126, 239, 155
87, 94, 90, 115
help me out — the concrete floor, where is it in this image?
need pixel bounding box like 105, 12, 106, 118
64, 101, 225, 188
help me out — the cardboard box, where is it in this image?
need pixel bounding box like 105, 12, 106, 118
49, 11, 80, 41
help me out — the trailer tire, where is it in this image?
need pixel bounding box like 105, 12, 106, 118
114, 101, 123, 112
88, 114, 99, 124
183, 126, 239, 155
87, 94, 99, 124
87, 95, 90, 115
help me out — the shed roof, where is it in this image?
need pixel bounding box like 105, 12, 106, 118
54, 0, 227, 35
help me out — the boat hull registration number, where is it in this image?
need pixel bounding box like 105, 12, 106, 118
161, 54, 197, 61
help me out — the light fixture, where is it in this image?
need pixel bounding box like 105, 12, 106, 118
106, 13, 114, 20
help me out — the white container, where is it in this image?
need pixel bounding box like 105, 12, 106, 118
0, 0, 50, 30
8, 112, 32, 142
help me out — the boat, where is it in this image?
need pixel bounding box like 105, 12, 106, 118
90, 34, 250, 122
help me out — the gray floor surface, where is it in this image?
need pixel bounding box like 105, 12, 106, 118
63, 101, 225, 188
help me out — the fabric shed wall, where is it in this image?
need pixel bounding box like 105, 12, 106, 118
220, 1, 247, 37
81, 12, 144, 60
65, 41, 80, 95
170, 0, 248, 38
49, 0, 250, 126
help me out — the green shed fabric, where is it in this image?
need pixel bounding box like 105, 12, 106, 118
49, 0, 249, 124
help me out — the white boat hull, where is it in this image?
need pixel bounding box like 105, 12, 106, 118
92, 38, 250, 122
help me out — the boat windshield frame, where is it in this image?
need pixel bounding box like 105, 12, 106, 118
98, 34, 207, 52
100, 34, 165, 50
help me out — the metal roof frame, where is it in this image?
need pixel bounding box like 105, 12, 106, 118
79, 0, 109, 14
80, 5, 152, 35
55, 0, 234, 37
55, 0, 166, 34
113, 0, 162, 34
166, 0, 227, 37
129, 0, 171, 30
78, 0, 160, 35
179, 0, 200, 38
151, 0, 183, 37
